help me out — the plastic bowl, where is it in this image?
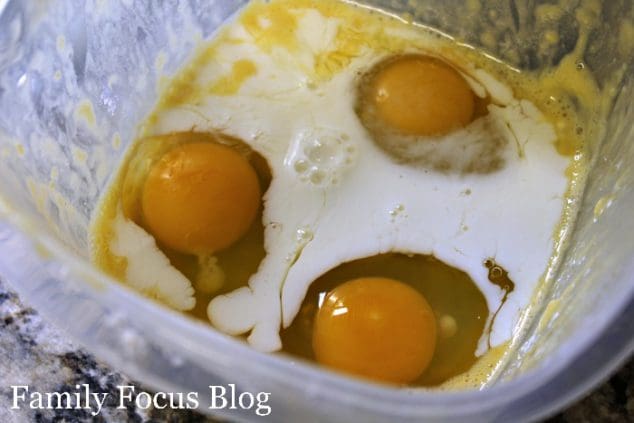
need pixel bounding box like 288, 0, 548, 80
0, 1, 633, 421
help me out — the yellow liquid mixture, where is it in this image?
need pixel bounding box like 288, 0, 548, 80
90, 0, 605, 389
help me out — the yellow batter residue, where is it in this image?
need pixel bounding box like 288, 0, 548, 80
210, 59, 258, 96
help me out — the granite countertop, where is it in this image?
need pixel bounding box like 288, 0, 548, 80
0, 276, 631, 423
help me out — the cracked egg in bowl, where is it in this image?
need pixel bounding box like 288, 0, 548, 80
90, 0, 593, 388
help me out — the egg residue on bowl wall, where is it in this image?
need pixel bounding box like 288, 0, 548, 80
91, 0, 589, 388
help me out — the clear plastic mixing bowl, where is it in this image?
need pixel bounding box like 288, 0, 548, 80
0, 1, 632, 421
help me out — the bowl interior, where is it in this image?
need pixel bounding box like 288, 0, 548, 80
0, 1, 632, 421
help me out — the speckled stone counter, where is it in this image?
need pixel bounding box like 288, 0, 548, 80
0, 276, 631, 422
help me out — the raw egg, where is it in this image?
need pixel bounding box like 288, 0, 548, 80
142, 141, 261, 255
312, 277, 437, 384
368, 55, 475, 136
93, 0, 578, 390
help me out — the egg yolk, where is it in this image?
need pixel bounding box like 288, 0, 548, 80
312, 277, 437, 384
142, 141, 261, 255
369, 55, 475, 136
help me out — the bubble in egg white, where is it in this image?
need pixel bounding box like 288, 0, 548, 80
285, 128, 357, 187
285, 226, 314, 263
